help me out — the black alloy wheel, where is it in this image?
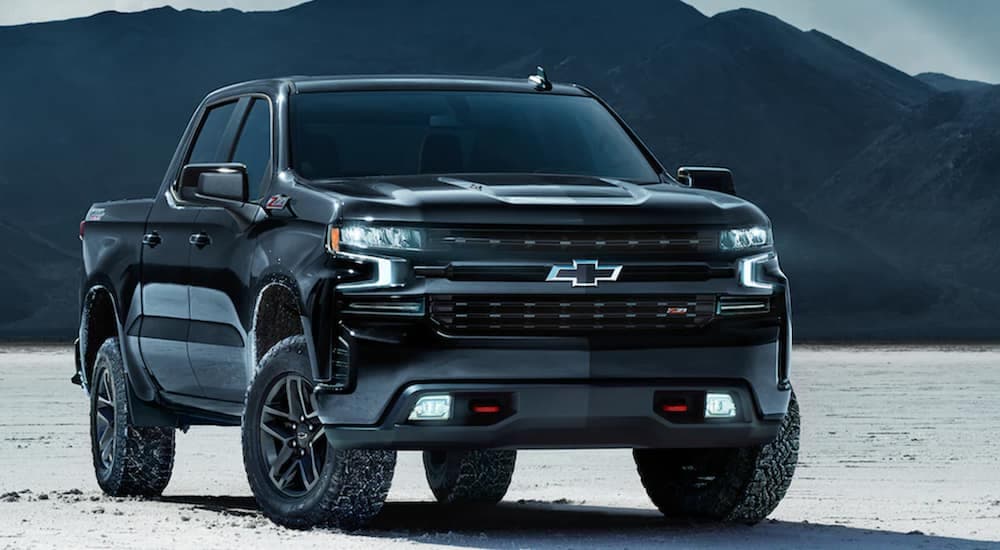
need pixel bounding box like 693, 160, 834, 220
258, 373, 327, 496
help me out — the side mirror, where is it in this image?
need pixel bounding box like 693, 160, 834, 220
177, 163, 248, 204
677, 166, 736, 196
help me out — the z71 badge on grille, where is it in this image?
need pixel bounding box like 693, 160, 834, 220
546, 260, 623, 287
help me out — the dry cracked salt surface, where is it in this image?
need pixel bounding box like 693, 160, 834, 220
1, 344, 1000, 549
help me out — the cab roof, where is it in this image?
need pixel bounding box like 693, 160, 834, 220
209, 74, 590, 99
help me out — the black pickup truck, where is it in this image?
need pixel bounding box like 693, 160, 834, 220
77, 72, 797, 529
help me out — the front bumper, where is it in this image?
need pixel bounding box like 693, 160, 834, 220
325, 381, 784, 450
314, 249, 792, 450
315, 331, 791, 449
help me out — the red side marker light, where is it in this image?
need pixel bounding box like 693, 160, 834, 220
662, 403, 688, 413
471, 404, 502, 414
79, 221, 86, 241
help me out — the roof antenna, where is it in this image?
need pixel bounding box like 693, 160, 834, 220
529, 66, 553, 91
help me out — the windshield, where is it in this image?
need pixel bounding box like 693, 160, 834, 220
290, 91, 659, 182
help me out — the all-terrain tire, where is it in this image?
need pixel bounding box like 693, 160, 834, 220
634, 392, 800, 524
423, 449, 516, 505
90, 338, 175, 497
242, 335, 396, 530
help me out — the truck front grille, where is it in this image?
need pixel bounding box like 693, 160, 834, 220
435, 228, 717, 253
429, 295, 716, 335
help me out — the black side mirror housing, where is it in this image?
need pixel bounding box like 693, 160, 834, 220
677, 166, 736, 196
177, 163, 248, 204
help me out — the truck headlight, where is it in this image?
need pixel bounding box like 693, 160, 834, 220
720, 226, 771, 251
337, 224, 424, 251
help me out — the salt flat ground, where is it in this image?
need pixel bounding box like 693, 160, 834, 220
1, 345, 999, 549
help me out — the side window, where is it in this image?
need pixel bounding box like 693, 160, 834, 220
188, 101, 238, 164
232, 99, 271, 200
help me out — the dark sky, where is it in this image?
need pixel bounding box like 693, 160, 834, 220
2, 0, 998, 83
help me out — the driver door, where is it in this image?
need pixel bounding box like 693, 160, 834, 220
188, 96, 272, 403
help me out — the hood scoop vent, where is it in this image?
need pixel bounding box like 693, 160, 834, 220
438, 176, 650, 206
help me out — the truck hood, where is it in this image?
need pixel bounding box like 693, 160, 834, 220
308, 174, 769, 227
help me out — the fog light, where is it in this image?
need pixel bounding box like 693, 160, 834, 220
409, 394, 452, 421
705, 393, 737, 418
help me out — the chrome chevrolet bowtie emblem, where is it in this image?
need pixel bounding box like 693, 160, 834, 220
546, 260, 623, 287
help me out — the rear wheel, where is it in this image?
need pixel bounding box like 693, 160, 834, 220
423, 449, 516, 505
242, 335, 396, 529
634, 392, 800, 524
90, 338, 175, 497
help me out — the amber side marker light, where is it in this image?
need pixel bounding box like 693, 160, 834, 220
327, 227, 340, 253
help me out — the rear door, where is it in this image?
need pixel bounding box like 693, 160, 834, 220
139, 99, 239, 397
188, 97, 273, 402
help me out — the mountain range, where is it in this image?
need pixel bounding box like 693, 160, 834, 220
0, 0, 997, 340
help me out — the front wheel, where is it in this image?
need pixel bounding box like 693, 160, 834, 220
634, 392, 800, 524
242, 335, 396, 530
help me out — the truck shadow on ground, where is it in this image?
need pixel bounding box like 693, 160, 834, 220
160, 495, 999, 549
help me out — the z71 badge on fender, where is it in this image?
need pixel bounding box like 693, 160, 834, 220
264, 194, 289, 210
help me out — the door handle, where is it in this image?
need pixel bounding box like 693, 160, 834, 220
189, 232, 211, 248
142, 232, 162, 248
